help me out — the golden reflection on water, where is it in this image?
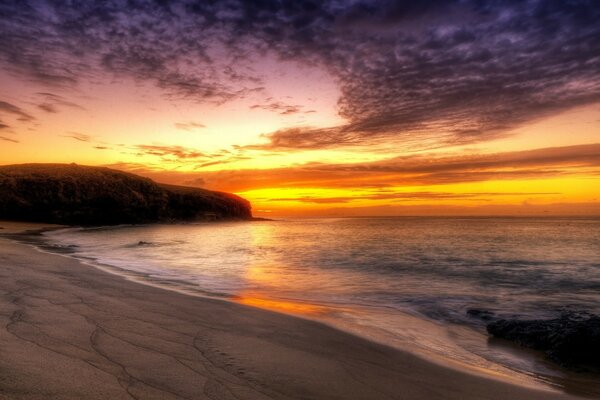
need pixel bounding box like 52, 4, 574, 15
233, 224, 330, 315
235, 294, 329, 315
231, 224, 354, 317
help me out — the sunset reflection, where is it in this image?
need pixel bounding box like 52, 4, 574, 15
235, 294, 328, 315
237, 226, 333, 316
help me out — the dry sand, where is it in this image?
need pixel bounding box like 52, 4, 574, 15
0, 222, 585, 399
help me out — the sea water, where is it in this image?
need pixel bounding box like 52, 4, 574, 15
41, 217, 600, 391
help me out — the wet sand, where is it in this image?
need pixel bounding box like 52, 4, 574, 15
0, 222, 585, 399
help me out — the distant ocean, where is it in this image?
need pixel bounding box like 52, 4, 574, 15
41, 217, 600, 388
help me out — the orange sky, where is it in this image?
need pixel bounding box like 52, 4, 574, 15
1, 1, 599, 217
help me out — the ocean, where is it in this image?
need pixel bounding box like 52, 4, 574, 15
40, 217, 600, 390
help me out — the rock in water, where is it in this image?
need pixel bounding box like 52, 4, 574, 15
487, 312, 600, 369
466, 308, 495, 321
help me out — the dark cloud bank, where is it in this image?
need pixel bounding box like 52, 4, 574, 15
1, 0, 599, 149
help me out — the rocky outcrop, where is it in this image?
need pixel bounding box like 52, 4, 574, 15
486, 312, 600, 369
466, 308, 495, 322
0, 163, 252, 225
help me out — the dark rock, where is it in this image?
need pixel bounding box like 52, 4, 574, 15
487, 312, 600, 369
41, 243, 79, 254
0, 164, 252, 225
466, 309, 495, 321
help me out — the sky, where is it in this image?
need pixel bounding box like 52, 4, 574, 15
0, 0, 599, 217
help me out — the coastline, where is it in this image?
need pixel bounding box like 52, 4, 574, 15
0, 222, 587, 399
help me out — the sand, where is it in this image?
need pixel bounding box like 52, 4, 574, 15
0, 222, 585, 399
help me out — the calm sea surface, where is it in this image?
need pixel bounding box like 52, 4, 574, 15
42, 217, 600, 390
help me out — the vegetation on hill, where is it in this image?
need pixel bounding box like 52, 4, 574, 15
0, 164, 251, 225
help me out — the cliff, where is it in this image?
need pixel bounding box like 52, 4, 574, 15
0, 164, 252, 225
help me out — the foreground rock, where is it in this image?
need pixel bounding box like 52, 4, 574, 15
487, 312, 600, 369
466, 308, 496, 321
0, 163, 251, 225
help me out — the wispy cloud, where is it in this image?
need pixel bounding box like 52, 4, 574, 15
135, 144, 206, 160
194, 160, 231, 169
247, 126, 360, 150
174, 121, 206, 131
129, 142, 253, 169
0, 135, 19, 143
62, 132, 91, 142
36, 92, 85, 114
97, 143, 599, 198
250, 100, 303, 115
0, 100, 34, 122
137, 143, 600, 192
37, 103, 57, 113
1, 1, 598, 149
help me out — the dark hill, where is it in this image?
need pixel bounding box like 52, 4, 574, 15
0, 164, 251, 225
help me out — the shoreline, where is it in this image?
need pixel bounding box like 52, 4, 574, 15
0, 222, 589, 399
2, 223, 551, 388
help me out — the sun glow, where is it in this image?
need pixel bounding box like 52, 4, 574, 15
1, 1, 599, 217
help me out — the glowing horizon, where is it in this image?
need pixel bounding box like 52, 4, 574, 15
1, 1, 599, 217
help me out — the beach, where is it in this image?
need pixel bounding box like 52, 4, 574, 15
0, 222, 586, 400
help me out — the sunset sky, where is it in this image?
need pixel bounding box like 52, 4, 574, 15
0, 0, 599, 217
